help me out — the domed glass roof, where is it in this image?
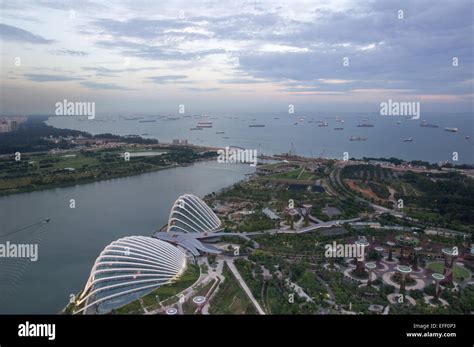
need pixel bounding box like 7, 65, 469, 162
75, 236, 186, 314
167, 194, 221, 233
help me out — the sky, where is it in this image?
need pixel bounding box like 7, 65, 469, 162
0, 0, 473, 115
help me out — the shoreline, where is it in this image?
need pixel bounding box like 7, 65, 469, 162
0, 156, 218, 198
1, 119, 473, 198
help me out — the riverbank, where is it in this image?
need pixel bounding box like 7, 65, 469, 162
0, 146, 218, 197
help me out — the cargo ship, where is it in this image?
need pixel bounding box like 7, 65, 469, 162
420, 120, 439, 128
350, 136, 367, 141
197, 122, 213, 128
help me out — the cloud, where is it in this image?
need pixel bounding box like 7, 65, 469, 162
0, 23, 54, 44
148, 75, 189, 84
81, 66, 160, 77
218, 78, 267, 84
50, 49, 89, 56
24, 73, 82, 82
91, 18, 203, 39
2, 0, 473, 113
181, 87, 220, 92
96, 39, 225, 61
80, 81, 133, 90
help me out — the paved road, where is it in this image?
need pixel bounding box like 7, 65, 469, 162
225, 259, 266, 315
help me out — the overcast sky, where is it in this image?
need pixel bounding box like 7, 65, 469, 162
0, 0, 473, 115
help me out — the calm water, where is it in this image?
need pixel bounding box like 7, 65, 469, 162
0, 161, 254, 313
48, 112, 474, 164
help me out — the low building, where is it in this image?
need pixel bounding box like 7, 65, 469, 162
262, 207, 280, 220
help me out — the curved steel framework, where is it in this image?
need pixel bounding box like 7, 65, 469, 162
167, 194, 221, 233
75, 236, 186, 314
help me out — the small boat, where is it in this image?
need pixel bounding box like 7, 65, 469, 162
190, 127, 203, 131
318, 122, 328, 127
403, 137, 413, 142
420, 120, 439, 128
357, 123, 374, 127
249, 124, 266, 127
334, 127, 344, 130
197, 122, 213, 128
350, 136, 367, 141
466, 136, 470, 139
444, 127, 458, 132
216, 131, 225, 134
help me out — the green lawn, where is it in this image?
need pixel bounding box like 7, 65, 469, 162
266, 168, 315, 181
209, 262, 257, 314
427, 262, 471, 281
141, 264, 200, 308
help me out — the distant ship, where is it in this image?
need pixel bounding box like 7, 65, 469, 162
397, 121, 402, 124
190, 127, 203, 131
403, 137, 413, 142
350, 136, 367, 141
357, 123, 374, 127
216, 131, 225, 134
334, 127, 344, 130
420, 120, 439, 128
139, 120, 157, 123
465, 136, 470, 139
274, 117, 280, 120
318, 122, 329, 127
249, 124, 266, 127
444, 127, 458, 132
197, 122, 213, 128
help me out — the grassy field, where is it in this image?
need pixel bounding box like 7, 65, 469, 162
427, 262, 471, 281
141, 264, 200, 308
266, 168, 316, 181
0, 147, 210, 196
209, 262, 257, 314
